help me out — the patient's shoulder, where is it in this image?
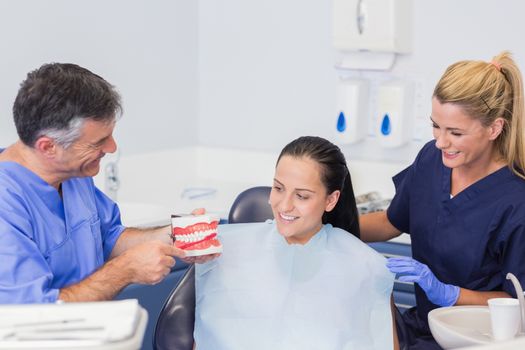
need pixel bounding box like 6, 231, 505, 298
326, 226, 385, 261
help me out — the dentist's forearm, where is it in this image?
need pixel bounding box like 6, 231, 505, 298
58, 255, 132, 301
110, 226, 172, 258
59, 240, 183, 302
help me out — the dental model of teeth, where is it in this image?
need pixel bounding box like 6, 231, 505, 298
170, 214, 223, 256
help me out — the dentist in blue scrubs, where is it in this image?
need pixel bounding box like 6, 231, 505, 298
0, 63, 213, 304
360, 51, 525, 349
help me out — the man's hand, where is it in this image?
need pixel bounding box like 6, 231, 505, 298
122, 241, 186, 285
182, 253, 221, 264
191, 207, 206, 215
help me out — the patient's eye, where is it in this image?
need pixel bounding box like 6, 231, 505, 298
296, 193, 309, 200
273, 185, 283, 192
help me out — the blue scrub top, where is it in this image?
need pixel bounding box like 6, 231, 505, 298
387, 140, 525, 334
0, 161, 125, 303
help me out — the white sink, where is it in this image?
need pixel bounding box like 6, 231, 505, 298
429, 306, 525, 349
429, 306, 492, 349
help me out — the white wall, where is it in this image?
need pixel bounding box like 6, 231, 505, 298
0, 0, 199, 155
2, 0, 524, 164
197, 0, 525, 163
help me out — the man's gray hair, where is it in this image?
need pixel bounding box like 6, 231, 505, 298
38, 117, 86, 149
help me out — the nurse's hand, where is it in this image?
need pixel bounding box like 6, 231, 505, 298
386, 257, 460, 307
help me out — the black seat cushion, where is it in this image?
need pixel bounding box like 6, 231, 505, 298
153, 264, 195, 350
228, 186, 273, 224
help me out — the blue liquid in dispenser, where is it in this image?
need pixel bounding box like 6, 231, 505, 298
337, 111, 346, 132
381, 114, 391, 136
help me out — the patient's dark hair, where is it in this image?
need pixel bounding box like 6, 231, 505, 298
277, 136, 360, 238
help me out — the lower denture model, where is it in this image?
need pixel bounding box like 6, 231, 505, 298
171, 214, 223, 256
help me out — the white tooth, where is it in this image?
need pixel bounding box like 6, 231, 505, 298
280, 213, 296, 220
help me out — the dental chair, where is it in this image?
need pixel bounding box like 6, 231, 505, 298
152, 186, 272, 350
153, 264, 196, 350
227, 186, 273, 223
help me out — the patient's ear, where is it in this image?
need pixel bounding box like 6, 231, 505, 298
325, 190, 340, 212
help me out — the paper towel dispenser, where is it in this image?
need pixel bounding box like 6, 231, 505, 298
333, 0, 412, 53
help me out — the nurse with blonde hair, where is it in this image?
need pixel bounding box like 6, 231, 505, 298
361, 51, 525, 349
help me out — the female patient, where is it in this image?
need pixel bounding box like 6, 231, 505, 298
194, 136, 397, 350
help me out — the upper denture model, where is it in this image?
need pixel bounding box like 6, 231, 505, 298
170, 214, 223, 256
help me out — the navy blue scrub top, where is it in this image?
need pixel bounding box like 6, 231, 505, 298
387, 140, 525, 332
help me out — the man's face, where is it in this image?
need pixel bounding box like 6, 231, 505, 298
55, 119, 117, 178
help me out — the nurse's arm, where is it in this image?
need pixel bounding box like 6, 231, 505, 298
359, 211, 402, 243
456, 288, 511, 306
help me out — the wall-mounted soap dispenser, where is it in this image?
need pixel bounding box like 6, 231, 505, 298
377, 80, 413, 148
335, 79, 369, 145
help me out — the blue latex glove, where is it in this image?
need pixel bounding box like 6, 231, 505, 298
386, 256, 460, 307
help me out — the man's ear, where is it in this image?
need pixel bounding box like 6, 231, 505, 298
325, 190, 340, 212
33, 136, 57, 158
488, 117, 505, 141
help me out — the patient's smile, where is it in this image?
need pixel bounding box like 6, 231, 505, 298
279, 212, 298, 221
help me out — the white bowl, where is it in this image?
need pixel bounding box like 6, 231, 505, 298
428, 306, 492, 349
